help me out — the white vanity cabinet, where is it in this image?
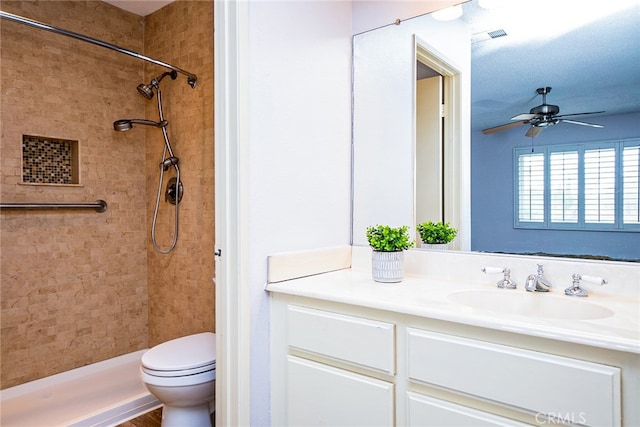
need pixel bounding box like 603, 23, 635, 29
270, 293, 631, 427
286, 356, 394, 426
407, 329, 620, 426
407, 392, 530, 426
275, 304, 396, 426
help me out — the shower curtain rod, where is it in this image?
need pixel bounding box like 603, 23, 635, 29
0, 10, 197, 88
0, 200, 108, 213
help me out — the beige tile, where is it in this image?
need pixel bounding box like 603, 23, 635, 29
1, 0, 214, 388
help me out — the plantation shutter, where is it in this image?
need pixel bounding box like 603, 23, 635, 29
550, 151, 578, 223
584, 148, 616, 224
623, 145, 640, 224
518, 152, 544, 222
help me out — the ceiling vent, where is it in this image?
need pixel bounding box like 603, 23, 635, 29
487, 29, 507, 39
471, 28, 508, 43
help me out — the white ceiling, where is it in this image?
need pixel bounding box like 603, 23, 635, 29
462, 0, 640, 133
101, 0, 174, 16
103, 0, 640, 135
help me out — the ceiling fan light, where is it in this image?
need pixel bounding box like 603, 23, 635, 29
432, 5, 463, 21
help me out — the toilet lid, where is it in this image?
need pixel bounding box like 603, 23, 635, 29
141, 332, 216, 371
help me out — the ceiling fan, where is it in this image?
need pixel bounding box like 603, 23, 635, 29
482, 87, 605, 137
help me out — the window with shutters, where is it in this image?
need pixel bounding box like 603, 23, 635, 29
514, 139, 640, 231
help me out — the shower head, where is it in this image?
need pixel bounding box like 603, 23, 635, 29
137, 83, 155, 100
113, 119, 168, 131
137, 70, 178, 100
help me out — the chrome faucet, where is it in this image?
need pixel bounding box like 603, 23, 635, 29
565, 274, 607, 297
482, 267, 517, 289
525, 264, 552, 292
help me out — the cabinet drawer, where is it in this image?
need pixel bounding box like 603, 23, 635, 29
407, 329, 620, 427
287, 356, 394, 426
407, 392, 531, 426
287, 305, 395, 374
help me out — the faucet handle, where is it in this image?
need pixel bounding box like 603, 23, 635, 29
581, 275, 608, 286
481, 267, 516, 289
565, 274, 607, 297
481, 267, 505, 274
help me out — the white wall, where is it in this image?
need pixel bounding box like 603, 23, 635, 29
220, 2, 637, 425
246, 1, 353, 425
351, 14, 471, 246
222, 1, 468, 425
351, 0, 462, 34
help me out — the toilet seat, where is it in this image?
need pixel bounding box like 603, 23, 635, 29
142, 361, 216, 377
141, 364, 216, 387
141, 332, 216, 375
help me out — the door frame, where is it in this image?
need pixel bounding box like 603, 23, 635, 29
214, 1, 251, 425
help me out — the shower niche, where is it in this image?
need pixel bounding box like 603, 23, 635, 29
21, 135, 80, 185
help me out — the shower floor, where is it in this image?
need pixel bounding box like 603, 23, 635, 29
1, 350, 160, 427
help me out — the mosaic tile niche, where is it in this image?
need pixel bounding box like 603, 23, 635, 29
22, 135, 79, 184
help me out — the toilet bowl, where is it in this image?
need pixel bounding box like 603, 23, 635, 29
140, 332, 216, 427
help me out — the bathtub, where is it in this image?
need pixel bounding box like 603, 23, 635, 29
0, 350, 161, 427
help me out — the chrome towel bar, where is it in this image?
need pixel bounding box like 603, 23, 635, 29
0, 200, 107, 213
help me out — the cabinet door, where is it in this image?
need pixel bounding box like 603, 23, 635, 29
407, 329, 621, 427
287, 305, 395, 374
408, 393, 531, 426
286, 356, 394, 426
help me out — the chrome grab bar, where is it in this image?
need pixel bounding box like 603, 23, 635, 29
0, 200, 107, 213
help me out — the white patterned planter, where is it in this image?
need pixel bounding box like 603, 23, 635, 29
371, 250, 404, 283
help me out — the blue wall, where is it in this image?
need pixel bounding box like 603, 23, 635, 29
471, 111, 640, 261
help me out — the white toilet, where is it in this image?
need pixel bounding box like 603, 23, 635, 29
140, 332, 216, 427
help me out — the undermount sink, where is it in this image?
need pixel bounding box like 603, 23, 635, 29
448, 289, 614, 320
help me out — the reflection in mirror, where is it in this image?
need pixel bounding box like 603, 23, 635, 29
468, 0, 640, 261
416, 64, 443, 226
351, 0, 640, 262
415, 41, 463, 247
351, 12, 470, 249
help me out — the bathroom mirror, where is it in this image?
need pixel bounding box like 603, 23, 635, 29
352, 0, 640, 261
352, 9, 471, 250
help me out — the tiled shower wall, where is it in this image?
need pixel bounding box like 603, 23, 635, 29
0, 0, 214, 388
143, 1, 215, 346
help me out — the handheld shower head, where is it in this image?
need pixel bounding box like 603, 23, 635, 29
137, 70, 178, 100
113, 119, 168, 131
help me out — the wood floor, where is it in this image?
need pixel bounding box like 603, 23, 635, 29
116, 408, 215, 427
117, 408, 163, 427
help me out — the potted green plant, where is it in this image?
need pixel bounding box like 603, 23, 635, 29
366, 224, 413, 283
416, 221, 457, 250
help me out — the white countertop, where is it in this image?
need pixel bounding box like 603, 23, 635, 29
266, 268, 640, 354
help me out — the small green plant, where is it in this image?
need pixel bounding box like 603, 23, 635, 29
366, 225, 413, 251
416, 221, 457, 244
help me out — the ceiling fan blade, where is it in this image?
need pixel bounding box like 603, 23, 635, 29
555, 111, 605, 118
561, 119, 604, 128
525, 126, 544, 138
482, 121, 527, 135
511, 113, 539, 121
